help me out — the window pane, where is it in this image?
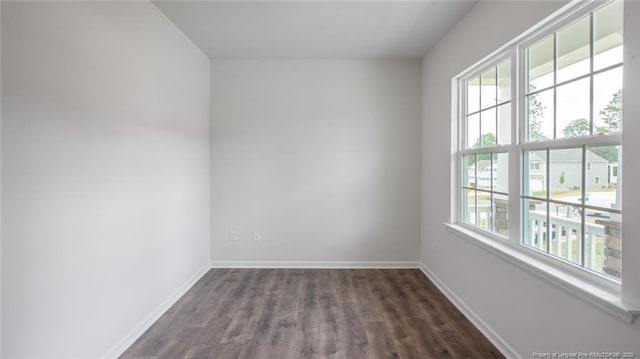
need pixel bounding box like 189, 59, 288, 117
467, 113, 480, 149
527, 89, 553, 141
522, 150, 547, 198
557, 78, 590, 138
550, 148, 583, 205
463, 154, 476, 189
497, 103, 511, 146
467, 76, 480, 114
523, 198, 548, 252
528, 35, 554, 90
492, 194, 509, 236
594, 0, 624, 71
481, 67, 497, 109
557, 16, 590, 83
584, 208, 620, 279
549, 204, 582, 266
477, 191, 491, 231
458, 3, 625, 283
480, 108, 496, 147
497, 60, 511, 103
586, 144, 620, 208
462, 189, 477, 225
593, 67, 623, 134
475, 156, 492, 190
494, 152, 508, 193
524, 150, 547, 198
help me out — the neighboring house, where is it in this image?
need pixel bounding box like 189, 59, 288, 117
528, 152, 546, 192
471, 150, 611, 193
609, 162, 619, 184
526, 149, 609, 193
477, 165, 497, 190
467, 159, 491, 189
551, 149, 608, 191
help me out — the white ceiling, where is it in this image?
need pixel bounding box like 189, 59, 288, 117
152, 1, 476, 59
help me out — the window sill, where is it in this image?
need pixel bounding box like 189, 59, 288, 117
444, 223, 640, 323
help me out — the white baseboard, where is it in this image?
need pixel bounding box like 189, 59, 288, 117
210, 260, 420, 269
418, 263, 518, 359
101, 263, 210, 359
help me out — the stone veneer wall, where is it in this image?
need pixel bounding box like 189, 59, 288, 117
596, 219, 622, 278
494, 198, 509, 236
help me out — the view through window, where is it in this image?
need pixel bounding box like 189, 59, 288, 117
460, 0, 623, 281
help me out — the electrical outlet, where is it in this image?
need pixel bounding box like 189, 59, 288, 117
229, 231, 237, 242
253, 231, 260, 241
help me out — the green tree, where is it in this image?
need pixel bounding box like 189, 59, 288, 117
528, 85, 549, 141
467, 133, 497, 165
589, 89, 622, 163
596, 89, 622, 134
559, 171, 565, 188
590, 145, 619, 164
473, 133, 496, 148
562, 118, 590, 137
476, 133, 496, 162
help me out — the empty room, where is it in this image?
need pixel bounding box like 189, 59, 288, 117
2, 0, 640, 358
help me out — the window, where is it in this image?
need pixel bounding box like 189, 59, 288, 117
461, 60, 511, 236
458, 0, 623, 282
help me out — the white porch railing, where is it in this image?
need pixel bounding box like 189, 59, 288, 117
470, 205, 605, 270
527, 211, 604, 269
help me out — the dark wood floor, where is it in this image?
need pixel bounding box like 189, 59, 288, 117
120, 269, 503, 359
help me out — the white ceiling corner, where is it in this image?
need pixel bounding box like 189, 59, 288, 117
152, 0, 476, 59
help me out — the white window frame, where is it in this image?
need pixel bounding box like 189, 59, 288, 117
458, 53, 514, 238
450, 0, 640, 322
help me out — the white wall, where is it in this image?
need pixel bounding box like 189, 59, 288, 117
0, 1, 3, 355
1, 2, 210, 358
210, 59, 421, 264
621, 0, 640, 311
421, 1, 640, 357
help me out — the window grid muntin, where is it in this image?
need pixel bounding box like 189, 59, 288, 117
460, 151, 509, 237
520, 140, 621, 281
524, 6, 624, 143
525, 62, 622, 98
464, 59, 512, 149
458, 0, 623, 284
520, 3, 623, 280
466, 99, 511, 118
461, 57, 513, 236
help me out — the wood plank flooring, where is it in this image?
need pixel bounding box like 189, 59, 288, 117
120, 269, 503, 359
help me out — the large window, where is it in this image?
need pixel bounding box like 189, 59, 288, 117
462, 60, 511, 236
459, 0, 623, 282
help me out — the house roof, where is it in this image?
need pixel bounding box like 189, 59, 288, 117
552, 149, 608, 163
530, 152, 545, 163
529, 149, 609, 164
